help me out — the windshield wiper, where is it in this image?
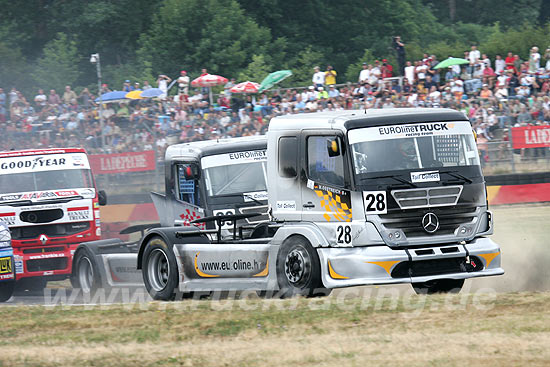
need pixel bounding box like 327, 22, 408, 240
214, 193, 266, 205
440, 171, 473, 184
360, 175, 417, 188
0, 200, 33, 207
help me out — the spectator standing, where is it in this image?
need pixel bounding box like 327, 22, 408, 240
358, 63, 370, 84
142, 81, 152, 90
325, 65, 337, 85
468, 45, 481, 75
9, 88, 18, 105
505, 52, 515, 71
312, 66, 325, 89
157, 74, 172, 99
404, 61, 415, 84
48, 89, 61, 105
529, 46, 540, 73
393, 36, 405, 75
79, 88, 91, 109
63, 86, 77, 105
495, 55, 505, 75
177, 71, 190, 96
34, 89, 47, 111
122, 80, 132, 92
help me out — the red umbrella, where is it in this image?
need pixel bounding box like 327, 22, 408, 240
191, 74, 228, 87
230, 81, 260, 93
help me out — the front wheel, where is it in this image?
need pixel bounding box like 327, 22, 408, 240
412, 279, 464, 294
276, 236, 331, 298
71, 248, 102, 297
0, 281, 15, 302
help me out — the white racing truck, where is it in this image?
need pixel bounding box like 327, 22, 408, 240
70, 136, 269, 294
76, 108, 504, 299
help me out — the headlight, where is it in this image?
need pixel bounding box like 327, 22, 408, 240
0, 221, 12, 248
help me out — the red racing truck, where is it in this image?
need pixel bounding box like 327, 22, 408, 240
0, 148, 106, 291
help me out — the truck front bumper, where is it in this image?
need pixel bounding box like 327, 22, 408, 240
13, 244, 78, 280
317, 237, 503, 289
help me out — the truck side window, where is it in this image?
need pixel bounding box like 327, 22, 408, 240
278, 136, 297, 178
307, 136, 345, 187
176, 165, 201, 206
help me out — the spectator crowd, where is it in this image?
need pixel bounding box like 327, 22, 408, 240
2, 43, 550, 161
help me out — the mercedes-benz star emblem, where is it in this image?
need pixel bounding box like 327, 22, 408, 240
422, 212, 439, 234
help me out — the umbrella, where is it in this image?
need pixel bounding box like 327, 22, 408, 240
191, 74, 228, 87
94, 91, 128, 103
433, 58, 470, 69
125, 90, 143, 99
141, 88, 164, 98
230, 81, 260, 94
258, 70, 292, 93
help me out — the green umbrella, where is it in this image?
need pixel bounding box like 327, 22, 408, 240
258, 70, 293, 93
433, 57, 470, 69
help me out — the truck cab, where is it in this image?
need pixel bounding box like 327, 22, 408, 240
267, 108, 502, 293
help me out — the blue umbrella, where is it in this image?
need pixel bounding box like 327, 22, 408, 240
141, 88, 164, 98
94, 91, 128, 103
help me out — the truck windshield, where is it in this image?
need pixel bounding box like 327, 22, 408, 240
348, 121, 480, 174
0, 169, 93, 195
204, 161, 267, 197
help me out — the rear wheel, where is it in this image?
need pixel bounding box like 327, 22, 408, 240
412, 279, 464, 294
276, 236, 331, 298
0, 281, 15, 302
142, 236, 191, 301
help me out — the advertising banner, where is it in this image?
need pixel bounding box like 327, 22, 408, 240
511, 125, 550, 149
89, 151, 156, 174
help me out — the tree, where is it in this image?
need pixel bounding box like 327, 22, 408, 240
32, 33, 80, 93
238, 54, 272, 82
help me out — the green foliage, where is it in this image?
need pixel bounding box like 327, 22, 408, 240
238, 54, 272, 83
32, 33, 81, 93
286, 46, 324, 87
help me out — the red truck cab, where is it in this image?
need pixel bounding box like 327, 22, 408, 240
0, 148, 106, 290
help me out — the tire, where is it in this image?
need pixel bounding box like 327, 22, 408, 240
142, 236, 189, 301
276, 236, 331, 298
412, 279, 465, 295
0, 281, 15, 302
71, 247, 102, 297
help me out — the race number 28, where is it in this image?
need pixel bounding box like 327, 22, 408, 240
336, 225, 352, 245
363, 191, 387, 214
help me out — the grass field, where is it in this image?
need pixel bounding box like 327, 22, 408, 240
1, 292, 549, 366
1, 204, 549, 366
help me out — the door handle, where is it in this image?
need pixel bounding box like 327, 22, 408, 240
303, 202, 315, 208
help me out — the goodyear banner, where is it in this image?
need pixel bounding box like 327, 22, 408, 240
511, 125, 550, 149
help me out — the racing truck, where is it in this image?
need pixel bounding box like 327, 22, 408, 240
70, 136, 269, 294
0, 221, 15, 301
135, 108, 503, 299
0, 148, 106, 291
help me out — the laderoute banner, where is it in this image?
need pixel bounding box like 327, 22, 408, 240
88, 151, 156, 174
511, 125, 550, 149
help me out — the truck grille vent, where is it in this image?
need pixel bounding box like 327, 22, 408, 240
391, 256, 484, 278
10, 222, 90, 240
26, 258, 68, 272
379, 206, 476, 237
391, 185, 463, 209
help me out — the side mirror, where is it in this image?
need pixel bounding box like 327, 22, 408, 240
183, 164, 201, 180
327, 138, 341, 157
98, 190, 107, 206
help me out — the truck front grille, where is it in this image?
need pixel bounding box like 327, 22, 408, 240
11, 222, 90, 240
26, 258, 68, 272
379, 206, 477, 237
391, 256, 484, 278
391, 186, 463, 209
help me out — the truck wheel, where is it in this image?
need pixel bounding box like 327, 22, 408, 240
142, 236, 182, 301
0, 281, 15, 302
412, 279, 464, 294
71, 248, 102, 297
276, 236, 330, 298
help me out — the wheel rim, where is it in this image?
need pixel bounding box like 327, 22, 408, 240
147, 248, 170, 292
284, 247, 311, 286
78, 257, 94, 293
